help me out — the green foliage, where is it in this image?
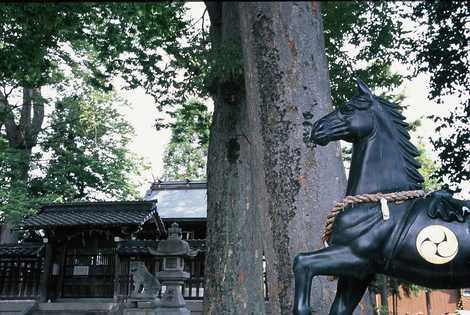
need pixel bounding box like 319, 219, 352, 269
0, 87, 145, 222
430, 105, 469, 193
402, 1, 469, 191
416, 142, 442, 192
0, 3, 185, 223
407, 1, 469, 101
0, 3, 189, 98
0, 146, 39, 223
376, 304, 388, 315
162, 99, 211, 179
163, 142, 207, 180
167, 98, 211, 146
322, 1, 405, 106
36, 87, 144, 201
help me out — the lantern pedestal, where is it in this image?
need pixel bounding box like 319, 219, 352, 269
154, 270, 190, 314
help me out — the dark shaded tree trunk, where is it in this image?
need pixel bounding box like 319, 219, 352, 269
239, 2, 347, 314
1, 87, 44, 185
203, 2, 266, 314
0, 87, 44, 239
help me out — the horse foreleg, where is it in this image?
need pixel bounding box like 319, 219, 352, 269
329, 276, 372, 315
293, 246, 370, 315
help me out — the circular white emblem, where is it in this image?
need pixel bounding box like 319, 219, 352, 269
416, 225, 458, 264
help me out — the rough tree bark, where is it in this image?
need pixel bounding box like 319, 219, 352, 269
240, 2, 347, 314
1, 87, 44, 183
203, 2, 266, 314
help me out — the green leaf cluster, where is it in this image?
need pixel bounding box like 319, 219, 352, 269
322, 1, 405, 106
37, 87, 143, 201
0, 3, 189, 96
405, 1, 469, 192
162, 98, 211, 180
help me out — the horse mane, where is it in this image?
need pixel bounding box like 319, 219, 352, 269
375, 96, 424, 188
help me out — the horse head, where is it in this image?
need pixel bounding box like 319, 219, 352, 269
311, 79, 423, 195
311, 79, 375, 146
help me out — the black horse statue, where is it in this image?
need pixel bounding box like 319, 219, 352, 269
293, 79, 470, 315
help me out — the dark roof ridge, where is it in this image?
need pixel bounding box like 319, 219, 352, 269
0, 242, 43, 248
41, 200, 154, 210
150, 179, 207, 191
155, 179, 206, 184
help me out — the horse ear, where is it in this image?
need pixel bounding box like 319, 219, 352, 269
355, 78, 373, 98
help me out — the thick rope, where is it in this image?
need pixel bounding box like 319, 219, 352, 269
322, 190, 426, 244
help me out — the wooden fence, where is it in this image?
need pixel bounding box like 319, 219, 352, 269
0, 257, 42, 299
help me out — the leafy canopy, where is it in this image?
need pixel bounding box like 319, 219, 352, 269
0, 3, 189, 100
162, 99, 211, 180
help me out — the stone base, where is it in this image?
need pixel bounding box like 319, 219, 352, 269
123, 309, 158, 315
137, 301, 157, 308
153, 307, 191, 315
123, 306, 190, 315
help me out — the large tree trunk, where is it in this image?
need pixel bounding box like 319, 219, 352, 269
203, 2, 266, 314
2, 87, 44, 184
239, 2, 347, 314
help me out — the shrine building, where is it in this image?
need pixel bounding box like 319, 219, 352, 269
0, 180, 207, 314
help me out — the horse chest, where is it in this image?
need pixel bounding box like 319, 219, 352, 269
329, 204, 395, 250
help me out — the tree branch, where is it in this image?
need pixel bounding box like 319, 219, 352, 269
205, 2, 222, 36
19, 88, 33, 133
29, 88, 44, 146
0, 89, 21, 146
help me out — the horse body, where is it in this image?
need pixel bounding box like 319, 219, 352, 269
293, 79, 470, 315
331, 199, 470, 288
381, 202, 470, 289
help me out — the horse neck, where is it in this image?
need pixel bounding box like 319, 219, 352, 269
346, 131, 413, 196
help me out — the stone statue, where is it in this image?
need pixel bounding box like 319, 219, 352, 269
129, 260, 161, 299
293, 79, 470, 315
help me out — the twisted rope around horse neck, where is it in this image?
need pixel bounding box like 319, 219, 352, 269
322, 189, 426, 244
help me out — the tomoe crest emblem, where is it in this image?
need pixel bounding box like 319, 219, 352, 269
416, 225, 458, 265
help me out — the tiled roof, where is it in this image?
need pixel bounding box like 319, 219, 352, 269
0, 243, 44, 257
117, 239, 206, 256
20, 201, 156, 229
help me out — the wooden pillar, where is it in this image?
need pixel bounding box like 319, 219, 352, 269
39, 238, 53, 302
113, 244, 121, 302
56, 245, 66, 299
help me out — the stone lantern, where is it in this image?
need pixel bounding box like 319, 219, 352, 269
148, 222, 198, 315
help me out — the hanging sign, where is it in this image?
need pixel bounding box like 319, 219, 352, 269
73, 265, 89, 276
